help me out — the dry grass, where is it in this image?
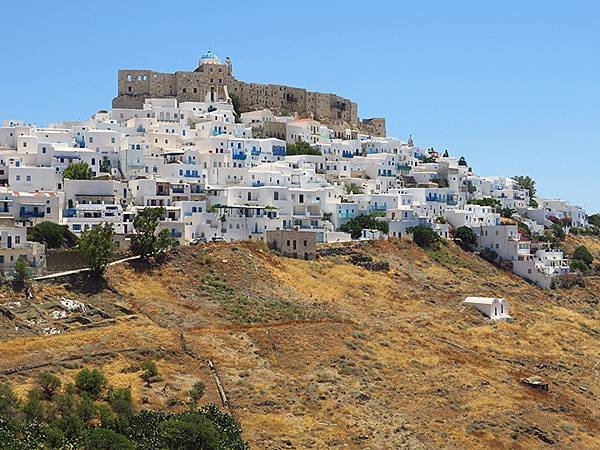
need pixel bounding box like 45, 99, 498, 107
0, 238, 598, 449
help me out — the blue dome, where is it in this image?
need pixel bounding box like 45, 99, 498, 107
200, 50, 220, 64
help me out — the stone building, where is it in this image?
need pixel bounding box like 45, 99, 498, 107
112, 51, 385, 136
265, 229, 317, 260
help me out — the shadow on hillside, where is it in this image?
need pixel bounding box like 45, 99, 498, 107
66, 273, 112, 295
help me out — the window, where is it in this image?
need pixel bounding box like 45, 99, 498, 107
26, 175, 31, 181
15, 175, 20, 181
15, 236, 20, 244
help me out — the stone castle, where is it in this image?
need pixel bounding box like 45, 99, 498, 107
112, 51, 385, 137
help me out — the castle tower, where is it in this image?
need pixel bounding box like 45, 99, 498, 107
225, 56, 232, 74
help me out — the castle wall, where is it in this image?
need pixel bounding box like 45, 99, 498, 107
112, 60, 373, 133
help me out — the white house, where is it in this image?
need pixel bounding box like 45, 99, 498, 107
463, 297, 510, 320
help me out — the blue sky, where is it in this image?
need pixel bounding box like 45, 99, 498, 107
1, 0, 598, 211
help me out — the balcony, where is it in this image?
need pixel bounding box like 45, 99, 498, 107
20, 210, 45, 218
272, 146, 285, 156
63, 208, 76, 218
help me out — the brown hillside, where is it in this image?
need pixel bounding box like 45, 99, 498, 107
0, 237, 598, 449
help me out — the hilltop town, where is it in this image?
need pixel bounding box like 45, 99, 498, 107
0, 50, 595, 289
0, 50, 599, 448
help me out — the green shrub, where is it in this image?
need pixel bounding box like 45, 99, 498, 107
285, 141, 321, 156
467, 197, 500, 207
158, 414, 219, 450
454, 226, 477, 249
14, 257, 30, 282
85, 428, 134, 450
340, 215, 388, 239
27, 221, 69, 249
0, 383, 20, 418
63, 162, 93, 180
409, 226, 441, 249
479, 247, 498, 262
109, 388, 133, 417
22, 389, 44, 421
75, 368, 107, 399
189, 381, 206, 404
77, 393, 98, 425
141, 361, 160, 382
572, 245, 593, 266
570, 259, 590, 274
37, 371, 62, 400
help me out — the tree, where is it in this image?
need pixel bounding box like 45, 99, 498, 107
85, 428, 134, 450
434, 177, 449, 188
37, 372, 62, 400
455, 226, 477, 249
340, 215, 388, 239
229, 93, 241, 120
189, 381, 206, 405
285, 141, 321, 156
109, 388, 133, 417
131, 208, 177, 259
77, 223, 116, 275
409, 226, 441, 249
551, 222, 566, 242
344, 183, 364, 195
100, 156, 111, 173
22, 388, 44, 421
500, 208, 515, 219
468, 197, 500, 208
572, 245, 593, 266
75, 368, 107, 400
28, 221, 67, 249
589, 213, 600, 228
14, 257, 30, 282
77, 393, 98, 425
512, 175, 536, 199
158, 414, 219, 450
63, 162, 93, 180
0, 383, 20, 418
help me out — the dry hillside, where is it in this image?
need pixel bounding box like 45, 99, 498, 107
0, 236, 598, 449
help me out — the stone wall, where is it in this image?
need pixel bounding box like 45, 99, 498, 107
112, 59, 374, 132
46, 249, 88, 273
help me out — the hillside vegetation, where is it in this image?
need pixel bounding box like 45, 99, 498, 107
0, 236, 598, 449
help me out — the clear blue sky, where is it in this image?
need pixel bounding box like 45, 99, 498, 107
1, 0, 598, 212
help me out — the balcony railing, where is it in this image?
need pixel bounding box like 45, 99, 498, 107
20, 210, 45, 218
